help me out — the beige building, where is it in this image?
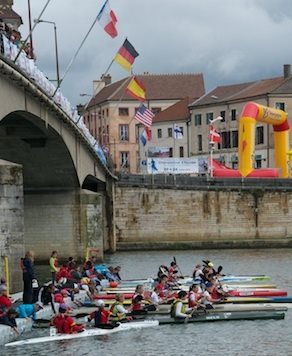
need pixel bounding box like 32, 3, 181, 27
189, 64, 292, 171
83, 73, 205, 173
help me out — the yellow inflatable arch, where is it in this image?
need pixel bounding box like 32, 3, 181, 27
238, 102, 290, 178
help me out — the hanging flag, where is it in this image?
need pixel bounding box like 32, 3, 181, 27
173, 124, 183, 139
114, 39, 139, 71
140, 126, 152, 146
126, 76, 146, 102
97, 0, 118, 38
209, 124, 221, 143
135, 104, 154, 128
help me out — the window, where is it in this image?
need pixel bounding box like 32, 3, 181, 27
221, 131, 231, 149
220, 111, 226, 122
168, 128, 173, 137
179, 146, 184, 157
198, 134, 202, 151
256, 126, 264, 145
231, 130, 238, 148
157, 128, 162, 138
151, 107, 161, 114
275, 102, 285, 111
106, 108, 109, 117
231, 109, 237, 121
119, 108, 129, 116
206, 112, 214, 124
169, 147, 173, 157
119, 124, 129, 141
194, 114, 202, 126
135, 124, 140, 143
120, 151, 129, 168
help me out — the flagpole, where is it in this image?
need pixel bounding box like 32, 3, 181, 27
14, 0, 52, 63
52, 16, 97, 97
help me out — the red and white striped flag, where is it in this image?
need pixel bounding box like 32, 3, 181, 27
134, 104, 154, 128
209, 124, 221, 143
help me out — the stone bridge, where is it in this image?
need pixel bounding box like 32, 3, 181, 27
0, 54, 115, 291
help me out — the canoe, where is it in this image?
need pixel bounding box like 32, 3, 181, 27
5, 320, 159, 347
156, 311, 285, 324
148, 304, 288, 314
228, 290, 287, 297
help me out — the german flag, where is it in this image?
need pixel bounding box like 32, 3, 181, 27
114, 39, 139, 71
126, 76, 146, 102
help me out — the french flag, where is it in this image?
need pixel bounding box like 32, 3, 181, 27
140, 126, 152, 146
97, 0, 118, 38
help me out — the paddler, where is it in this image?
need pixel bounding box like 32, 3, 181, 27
109, 294, 132, 322
51, 303, 85, 334
202, 282, 221, 309
188, 283, 204, 309
88, 300, 118, 329
170, 291, 193, 319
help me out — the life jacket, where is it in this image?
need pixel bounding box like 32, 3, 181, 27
170, 298, 186, 318
109, 302, 125, 321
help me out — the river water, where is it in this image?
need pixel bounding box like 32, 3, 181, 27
5, 248, 292, 356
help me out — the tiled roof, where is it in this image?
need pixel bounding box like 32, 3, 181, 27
88, 73, 205, 107
191, 77, 286, 107
153, 97, 192, 123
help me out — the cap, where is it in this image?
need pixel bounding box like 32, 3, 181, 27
208, 262, 214, 267
35, 303, 43, 310
95, 299, 105, 307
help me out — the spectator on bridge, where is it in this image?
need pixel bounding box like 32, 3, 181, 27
20, 250, 35, 304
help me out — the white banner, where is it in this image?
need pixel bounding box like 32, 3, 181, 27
147, 158, 200, 174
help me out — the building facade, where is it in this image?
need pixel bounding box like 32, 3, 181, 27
82, 73, 205, 174
189, 65, 292, 172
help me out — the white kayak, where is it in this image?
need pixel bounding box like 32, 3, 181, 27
5, 320, 159, 347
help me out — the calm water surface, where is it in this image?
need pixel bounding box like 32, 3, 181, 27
6, 248, 292, 356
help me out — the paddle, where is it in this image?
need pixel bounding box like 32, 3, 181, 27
173, 256, 183, 277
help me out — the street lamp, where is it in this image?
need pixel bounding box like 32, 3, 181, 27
34, 19, 60, 87
209, 116, 223, 178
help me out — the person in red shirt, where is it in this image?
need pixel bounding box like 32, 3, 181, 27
51, 304, 84, 334
0, 285, 12, 313
88, 300, 118, 329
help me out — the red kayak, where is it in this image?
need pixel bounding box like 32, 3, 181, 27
229, 290, 287, 297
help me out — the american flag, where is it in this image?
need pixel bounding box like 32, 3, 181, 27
134, 104, 154, 128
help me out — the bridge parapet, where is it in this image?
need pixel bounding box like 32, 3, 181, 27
0, 33, 113, 177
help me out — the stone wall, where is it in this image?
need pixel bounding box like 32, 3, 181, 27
0, 159, 24, 292
24, 189, 105, 262
114, 186, 292, 250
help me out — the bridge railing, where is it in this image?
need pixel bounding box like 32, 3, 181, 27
117, 173, 292, 191
0, 33, 109, 170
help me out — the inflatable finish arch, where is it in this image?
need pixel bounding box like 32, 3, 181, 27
238, 102, 290, 178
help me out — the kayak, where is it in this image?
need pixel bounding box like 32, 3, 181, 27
5, 320, 159, 347
224, 296, 292, 303
156, 311, 285, 324
228, 290, 287, 297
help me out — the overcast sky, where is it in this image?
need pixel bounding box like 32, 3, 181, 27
13, 0, 292, 107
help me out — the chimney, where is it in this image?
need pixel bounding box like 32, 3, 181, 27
283, 64, 291, 79
93, 80, 105, 95
101, 74, 112, 85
